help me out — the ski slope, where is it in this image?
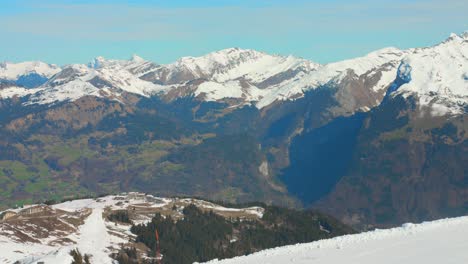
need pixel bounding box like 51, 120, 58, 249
203, 216, 468, 264
0, 193, 264, 263
1, 197, 128, 264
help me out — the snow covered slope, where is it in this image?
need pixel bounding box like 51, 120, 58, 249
2, 62, 169, 105
252, 46, 406, 108
0, 193, 264, 264
203, 216, 468, 264
394, 33, 468, 116
1, 196, 132, 264
1, 33, 467, 115
0, 61, 60, 80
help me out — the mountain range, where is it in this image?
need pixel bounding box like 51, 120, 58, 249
0, 32, 467, 229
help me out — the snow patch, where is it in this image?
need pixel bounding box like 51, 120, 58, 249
259, 161, 269, 177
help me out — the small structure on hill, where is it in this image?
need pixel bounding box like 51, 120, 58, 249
0, 211, 17, 221
18, 205, 49, 216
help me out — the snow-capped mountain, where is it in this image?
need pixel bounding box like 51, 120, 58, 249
250, 46, 407, 109
88, 54, 161, 77
0, 61, 61, 88
393, 33, 468, 116
203, 216, 468, 264
3, 61, 168, 105
139, 48, 318, 85
0, 61, 60, 80
1, 33, 467, 116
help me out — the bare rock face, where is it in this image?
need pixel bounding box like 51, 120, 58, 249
326, 68, 388, 118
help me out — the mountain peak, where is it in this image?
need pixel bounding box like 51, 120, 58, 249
89, 56, 106, 69
214, 47, 263, 55
130, 54, 145, 62
447, 32, 468, 40
461, 31, 468, 40
392, 31, 468, 116
441, 32, 467, 45
176, 47, 266, 65
166, 47, 271, 80
370, 46, 402, 55
0, 61, 61, 80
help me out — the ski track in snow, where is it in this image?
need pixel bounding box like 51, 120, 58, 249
12, 207, 116, 264
2, 196, 130, 264
202, 216, 468, 264
75, 208, 113, 264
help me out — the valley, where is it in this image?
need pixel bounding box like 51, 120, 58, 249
0, 33, 467, 230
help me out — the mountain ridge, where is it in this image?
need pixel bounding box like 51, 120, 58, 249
1, 32, 466, 116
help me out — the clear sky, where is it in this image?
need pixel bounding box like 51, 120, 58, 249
0, 0, 467, 65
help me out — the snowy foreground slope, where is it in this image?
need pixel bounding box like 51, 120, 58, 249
203, 216, 468, 264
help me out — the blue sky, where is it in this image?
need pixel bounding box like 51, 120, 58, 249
0, 0, 467, 65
